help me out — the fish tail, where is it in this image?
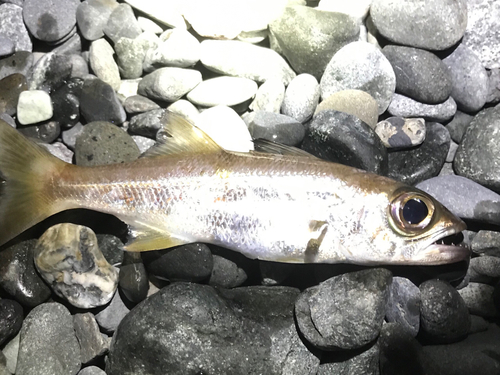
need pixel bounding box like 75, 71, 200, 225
0, 119, 70, 246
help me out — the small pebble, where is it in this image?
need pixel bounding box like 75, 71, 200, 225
281, 73, 320, 123
138, 67, 202, 102
79, 77, 126, 124
249, 78, 284, 113
471, 231, 500, 257
385, 277, 420, 337
208, 255, 247, 288
94, 289, 130, 333
73, 313, 109, 364
0, 4, 32, 52
446, 110, 474, 143
187, 76, 257, 108
103, 3, 142, 44
123, 95, 160, 114
78, 366, 107, 375
39, 142, 74, 163
375, 117, 426, 149
128, 108, 165, 138
0, 73, 27, 116
17, 121, 61, 143
388, 93, 457, 122
76, 0, 118, 41
16, 90, 53, 125
119, 252, 149, 303
50, 77, 83, 128
458, 282, 498, 318
132, 135, 155, 154
247, 111, 305, 146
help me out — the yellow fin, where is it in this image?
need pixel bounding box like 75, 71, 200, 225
142, 111, 222, 158
124, 220, 190, 252
252, 139, 318, 158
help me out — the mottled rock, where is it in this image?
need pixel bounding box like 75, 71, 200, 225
247, 111, 305, 146
0, 299, 23, 346
79, 78, 126, 124
0, 73, 27, 116
0, 4, 32, 52
73, 313, 109, 364
187, 76, 257, 108
469, 256, 500, 283
281, 74, 320, 123
89, 38, 120, 91
114, 37, 147, 79
375, 117, 426, 149
138, 67, 202, 102
386, 277, 420, 337
103, 3, 142, 44
249, 78, 285, 113
128, 108, 165, 138
388, 93, 457, 122
76, 0, 118, 41
446, 110, 473, 143
458, 282, 498, 318
16, 90, 53, 125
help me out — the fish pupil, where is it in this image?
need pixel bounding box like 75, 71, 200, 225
403, 198, 429, 224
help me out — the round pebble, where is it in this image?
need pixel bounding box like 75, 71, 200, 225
446, 110, 474, 143
114, 37, 147, 80
138, 67, 202, 102
0, 73, 27, 116
17, 121, 61, 143
249, 78, 285, 113
388, 93, 457, 122
79, 77, 126, 124
89, 38, 121, 91
0, 4, 32, 52
123, 95, 160, 114
16, 90, 53, 125
375, 117, 426, 149
103, 3, 142, 44
187, 76, 258, 107
281, 73, 320, 123
76, 0, 118, 41
320, 41, 396, 114
247, 111, 305, 146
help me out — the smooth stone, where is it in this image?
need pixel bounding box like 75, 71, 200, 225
446, 110, 473, 143
16, 303, 81, 375
50, 82, 82, 129
138, 16, 163, 34
75, 121, 140, 166
96, 234, 124, 267
123, 95, 160, 114
62, 122, 84, 150
187, 76, 258, 107
302, 109, 388, 175
94, 289, 130, 333
196, 105, 254, 152
166, 99, 199, 123
51, 33, 82, 56
249, 78, 285, 113
80, 78, 126, 124
295, 268, 391, 350
208, 255, 247, 288
387, 122, 449, 185
138, 67, 202, 102
200, 39, 296, 86
0, 33, 14, 58
0, 299, 23, 346
89, 38, 121, 91
487, 68, 500, 104
317, 0, 372, 20
370, 0, 467, 50
416, 175, 500, 225
123, 0, 187, 29
68, 54, 90, 79
0, 51, 33, 81
314, 89, 379, 129
317, 343, 379, 375
107, 283, 318, 375
73, 313, 109, 364
469, 315, 489, 334
0, 113, 15, 127
119, 252, 149, 303
29, 52, 73, 92
383, 45, 452, 104
269, 5, 359, 79
2, 333, 19, 375
0, 73, 27, 116
388, 93, 457, 122
458, 283, 497, 318
145, 28, 200, 68
472, 231, 500, 257
0, 4, 32, 52
375, 117, 426, 149
281, 73, 320, 123
34, 224, 119, 309
103, 3, 142, 44
443, 44, 489, 112
469, 256, 500, 280
76, 0, 118, 41
78, 366, 107, 375
114, 37, 145, 80
128, 108, 165, 138
16, 90, 53, 125
17, 121, 61, 143
462, 0, 500, 69
385, 277, 420, 337
454, 105, 500, 191
143, 243, 213, 282
117, 78, 141, 98
39, 142, 74, 163
247, 111, 305, 146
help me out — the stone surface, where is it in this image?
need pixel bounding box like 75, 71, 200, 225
16, 90, 53, 125
317, 0, 372, 20
454, 105, 500, 192
302, 109, 388, 175
89, 38, 121, 91
76, 0, 118, 41
295, 268, 391, 350
208, 255, 247, 288
16, 303, 81, 375
443, 44, 489, 112
96, 234, 124, 267
320, 41, 396, 114
458, 282, 498, 318
2, 332, 19, 375
123, 95, 160, 114
386, 277, 420, 337
17, 121, 61, 143
128, 108, 166, 138
200, 39, 296, 85
0, 4, 32, 52
103, 3, 142, 44
79, 78, 126, 124
0, 33, 15, 57
318, 343, 379, 375
187, 76, 258, 107
388, 93, 457, 122
78, 367, 107, 375
370, 0, 468, 50
375, 117, 426, 149
62, 122, 84, 150
0, 73, 27, 116
446, 110, 473, 143
469, 256, 500, 283
249, 78, 284, 113
34, 224, 119, 309
114, 37, 146, 79
29, 52, 73, 93
281, 73, 320, 123
487, 68, 500, 104
247, 111, 305, 146
119, 252, 149, 303
73, 313, 109, 364
145, 28, 200, 69
138, 67, 202, 102
94, 290, 130, 333
50, 77, 83, 128
0, 299, 23, 346
388, 122, 449, 185
0, 51, 33, 81
39, 142, 74, 163
383, 45, 452, 104
269, 5, 359, 79
472, 231, 500, 257
123, 0, 187, 29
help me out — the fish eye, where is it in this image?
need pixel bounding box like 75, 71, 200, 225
390, 191, 435, 235
402, 198, 429, 224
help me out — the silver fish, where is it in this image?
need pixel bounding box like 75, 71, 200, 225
0, 113, 468, 265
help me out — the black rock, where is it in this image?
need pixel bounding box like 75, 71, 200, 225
119, 252, 149, 304
208, 255, 247, 288
73, 313, 109, 365
383, 45, 452, 104
96, 234, 124, 267
75, 121, 140, 166
79, 77, 126, 124
51, 77, 84, 128
143, 243, 213, 282
247, 111, 305, 146
17, 120, 61, 143
0, 73, 27, 116
128, 108, 166, 138
28, 52, 73, 93
0, 299, 23, 346
0, 51, 33, 81
0, 240, 52, 308
386, 276, 420, 337
419, 279, 470, 343
445, 110, 473, 143
388, 122, 450, 185
103, 3, 142, 44
295, 268, 392, 350
302, 110, 388, 175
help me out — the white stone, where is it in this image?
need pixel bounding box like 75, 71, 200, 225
118, 78, 142, 98
132, 135, 156, 154
281, 73, 320, 123
187, 77, 257, 107
317, 0, 372, 21
249, 78, 285, 113
167, 99, 200, 123
124, 0, 187, 29
138, 16, 163, 34
17, 90, 53, 125
147, 28, 200, 68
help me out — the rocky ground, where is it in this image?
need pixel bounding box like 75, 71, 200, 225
1, 0, 500, 374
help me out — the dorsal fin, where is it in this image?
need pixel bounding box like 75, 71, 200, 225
252, 139, 318, 158
142, 111, 222, 158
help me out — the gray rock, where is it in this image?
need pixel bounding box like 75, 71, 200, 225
454, 105, 500, 192
487, 68, 500, 104
469, 256, 500, 282
317, 0, 372, 20
138, 67, 201, 102
458, 282, 498, 318
68, 54, 90, 79
16, 90, 53, 125
2, 332, 19, 375
114, 37, 147, 79
0, 4, 32, 51
51, 33, 82, 56
187, 77, 257, 108
375, 117, 426, 149
132, 135, 155, 154
446, 110, 474, 143
419, 279, 470, 343
73, 313, 109, 364
269, 5, 359, 79
145, 28, 200, 68
386, 277, 420, 337
472, 231, 500, 257
446, 140, 459, 163
388, 93, 457, 122
383, 45, 452, 104
0, 73, 27, 116
370, 0, 467, 51
16, 303, 81, 375
128, 108, 165, 138
281, 74, 320, 123
123, 95, 160, 114
249, 78, 284, 113
94, 290, 130, 333
200, 40, 296, 86
295, 268, 391, 350
320, 41, 396, 114
103, 3, 142, 44
247, 111, 305, 146
443, 44, 489, 112
34, 224, 119, 309
208, 255, 247, 289
469, 315, 489, 334
0, 51, 33, 81
318, 343, 379, 374
62, 122, 84, 150
119, 252, 149, 303
0, 33, 15, 57
89, 38, 120, 91
462, 0, 500, 69
78, 366, 107, 375
79, 78, 126, 124
39, 142, 74, 163
29, 52, 73, 92
76, 0, 118, 41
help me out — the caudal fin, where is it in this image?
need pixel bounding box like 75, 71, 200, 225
0, 119, 69, 246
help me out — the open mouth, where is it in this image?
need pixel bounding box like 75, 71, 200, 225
414, 228, 471, 265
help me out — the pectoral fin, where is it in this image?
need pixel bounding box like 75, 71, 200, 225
304, 220, 328, 263
125, 220, 190, 252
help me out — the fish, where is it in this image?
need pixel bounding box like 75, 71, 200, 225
0, 112, 469, 265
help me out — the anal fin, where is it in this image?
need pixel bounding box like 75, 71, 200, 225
125, 220, 190, 252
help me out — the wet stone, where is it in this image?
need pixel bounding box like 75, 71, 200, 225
34, 224, 119, 309
29, 52, 73, 93
458, 282, 498, 318
0, 4, 32, 52
0, 299, 23, 346
0, 240, 52, 308
119, 252, 149, 303
295, 268, 391, 350
302, 109, 388, 175
138, 67, 202, 102
387, 122, 449, 185
0, 73, 27, 116
419, 279, 470, 343
17, 121, 61, 143
247, 111, 305, 146
385, 277, 420, 337
249, 78, 285, 113
103, 3, 142, 44
388, 93, 457, 122
76, 0, 119, 41
17, 90, 53, 125
123, 95, 160, 114
50, 77, 83, 128
375, 117, 426, 149
446, 110, 474, 143
472, 231, 500, 257
208, 255, 248, 289
79, 78, 126, 124
128, 108, 165, 138
73, 313, 109, 364
89, 38, 121, 92
281, 73, 320, 123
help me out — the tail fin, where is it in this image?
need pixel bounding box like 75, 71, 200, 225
0, 119, 69, 246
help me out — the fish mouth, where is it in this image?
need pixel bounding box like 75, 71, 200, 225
413, 226, 471, 265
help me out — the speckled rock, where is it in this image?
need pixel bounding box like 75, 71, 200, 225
79, 78, 126, 124
458, 282, 498, 318
102, 3, 142, 44
446, 110, 473, 143
468, 256, 500, 283
138, 67, 202, 102
386, 277, 420, 337
472, 231, 500, 257
0, 4, 32, 52
249, 78, 285, 113
375, 117, 426, 149
388, 93, 457, 122
114, 37, 147, 80
281, 74, 319, 123
317, 343, 379, 375
247, 111, 305, 146
187, 76, 257, 108
0, 73, 27, 116
73, 313, 109, 364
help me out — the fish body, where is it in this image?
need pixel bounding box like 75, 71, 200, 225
0, 113, 469, 265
